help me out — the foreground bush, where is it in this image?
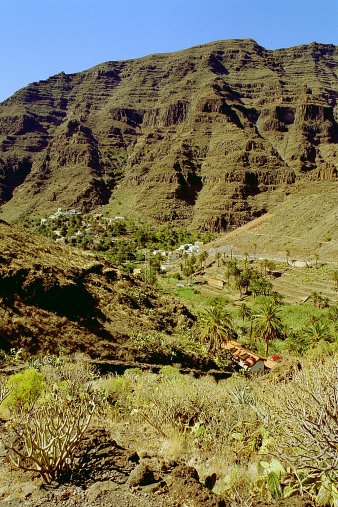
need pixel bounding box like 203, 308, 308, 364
3, 368, 44, 412
7, 393, 96, 484
3, 356, 98, 484
263, 356, 338, 503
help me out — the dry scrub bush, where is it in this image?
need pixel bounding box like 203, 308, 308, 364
129, 372, 263, 462
94, 373, 134, 415
38, 353, 97, 396
0, 376, 12, 404
263, 355, 338, 499
7, 393, 95, 484
3, 356, 98, 484
214, 464, 258, 507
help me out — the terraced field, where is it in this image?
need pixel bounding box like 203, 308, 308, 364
272, 266, 338, 304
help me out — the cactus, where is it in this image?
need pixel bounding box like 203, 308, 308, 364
7, 394, 95, 484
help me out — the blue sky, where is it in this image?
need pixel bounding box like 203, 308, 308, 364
0, 0, 337, 102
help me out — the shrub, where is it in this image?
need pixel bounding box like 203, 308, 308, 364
264, 356, 338, 500
7, 393, 95, 484
96, 375, 132, 410
38, 353, 97, 397
0, 376, 11, 404
159, 365, 181, 378
129, 373, 261, 462
3, 368, 45, 412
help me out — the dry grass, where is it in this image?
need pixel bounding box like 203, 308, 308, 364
207, 181, 338, 263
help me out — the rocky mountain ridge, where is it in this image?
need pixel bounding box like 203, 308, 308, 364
0, 39, 337, 229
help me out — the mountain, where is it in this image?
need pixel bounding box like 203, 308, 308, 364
0, 221, 192, 357
0, 39, 337, 230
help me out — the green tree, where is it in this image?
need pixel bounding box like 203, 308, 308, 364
253, 303, 284, 356
198, 250, 208, 269
249, 276, 272, 297
238, 302, 251, 322
224, 259, 239, 284
182, 255, 197, 284
303, 320, 332, 346
134, 227, 152, 247
150, 254, 161, 274
235, 270, 251, 297
200, 305, 236, 353
284, 329, 309, 354
215, 251, 221, 268
243, 251, 249, 269
227, 260, 240, 280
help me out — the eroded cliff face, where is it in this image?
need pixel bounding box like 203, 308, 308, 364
0, 39, 337, 229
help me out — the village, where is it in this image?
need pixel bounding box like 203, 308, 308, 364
34, 208, 208, 271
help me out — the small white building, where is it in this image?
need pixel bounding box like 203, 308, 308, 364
168, 251, 180, 261
160, 264, 174, 272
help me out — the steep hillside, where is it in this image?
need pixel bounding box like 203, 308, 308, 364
206, 181, 338, 262
0, 39, 337, 230
0, 222, 192, 357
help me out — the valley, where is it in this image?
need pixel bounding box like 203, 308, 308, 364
0, 38, 337, 506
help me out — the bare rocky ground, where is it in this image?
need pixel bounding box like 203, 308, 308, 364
0, 426, 227, 507
0, 424, 315, 507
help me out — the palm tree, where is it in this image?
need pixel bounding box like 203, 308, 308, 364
243, 251, 249, 269
225, 259, 240, 285
259, 258, 269, 276
310, 291, 320, 308
327, 304, 338, 323
313, 252, 319, 269
238, 302, 251, 321
200, 305, 236, 353
271, 291, 284, 305
304, 320, 332, 346
182, 259, 195, 284
235, 270, 251, 297
249, 277, 272, 297
266, 260, 276, 276
253, 303, 284, 356
199, 250, 208, 269
252, 243, 258, 259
